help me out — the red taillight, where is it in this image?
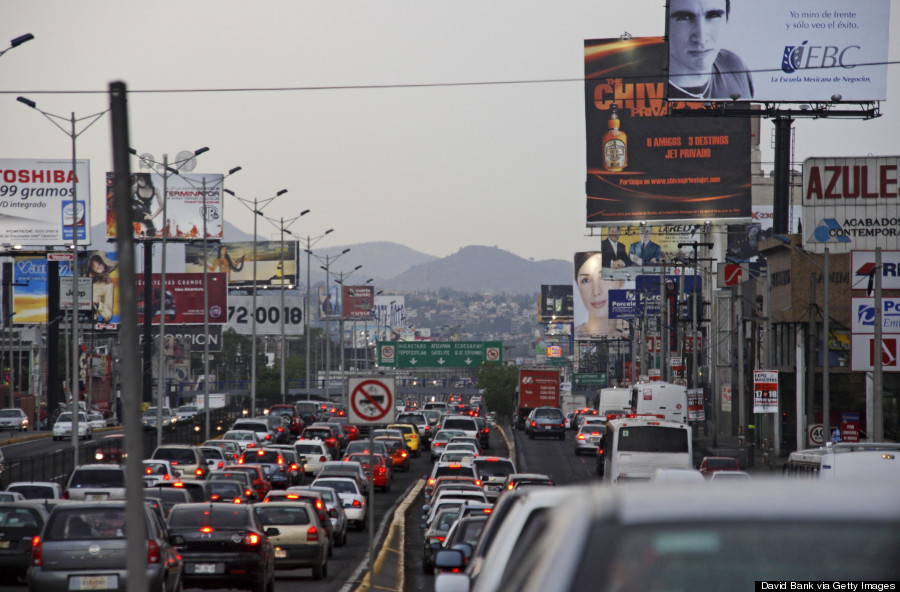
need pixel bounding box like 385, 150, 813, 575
319, 456, 327, 462
327, 438, 335, 445
577, 434, 585, 440
200, 526, 214, 533
352, 500, 361, 508
428, 478, 435, 486
195, 468, 205, 478
31, 536, 41, 566
246, 533, 260, 545
233, 498, 242, 504
238, 457, 245, 464
290, 463, 299, 471
264, 434, 272, 440
148, 540, 161, 564
211, 494, 220, 501
530, 421, 536, 427
307, 526, 319, 542
245, 489, 254, 497
63, 490, 69, 500
217, 461, 224, 470
315, 499, 323, 510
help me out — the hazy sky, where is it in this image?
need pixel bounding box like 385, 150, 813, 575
2, 1, 897, 262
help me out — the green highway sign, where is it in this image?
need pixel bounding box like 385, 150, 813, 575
574, 372, 607, 386
377, 341, 503, 368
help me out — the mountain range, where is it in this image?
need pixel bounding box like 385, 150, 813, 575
90, 220, 571, 295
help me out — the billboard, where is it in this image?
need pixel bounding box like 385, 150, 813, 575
227, 294, 305, 336
0, 158, 91, 246
666, 0, 890, 102
539, 285, 574, 322
585, 37, 751, 226
135, 272, 228, 325
341, 285, 375, 319
726, 205, 803, 263
573, 251, 635, 341
105, 171, 225, 241
597, 223, 716, 277
184, 240, 297, 287
373, 295, 406, 340
801, 156, 900, 253
851, 250, 900, 291
317, 285, 341, 320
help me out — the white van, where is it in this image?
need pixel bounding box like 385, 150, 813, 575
598, 387, 632, 417
601, 415, 692, 484
629, 381, 688, 423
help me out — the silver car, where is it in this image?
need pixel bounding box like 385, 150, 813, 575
27, 501, 183, 592
0, 407, 29, 431
573, 420, 606, 456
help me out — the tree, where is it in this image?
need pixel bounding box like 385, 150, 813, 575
475, 363, 518, 422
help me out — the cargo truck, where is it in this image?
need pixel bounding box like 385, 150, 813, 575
514, 368, 560, 430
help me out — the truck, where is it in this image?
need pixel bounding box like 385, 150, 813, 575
598, 387, 632, 418
629, 381, 688, 423
514, 368, 560, 430
192, 393, 228, 410
561, 395, 587, 419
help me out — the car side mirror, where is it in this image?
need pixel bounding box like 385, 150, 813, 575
434, 548, 466, 570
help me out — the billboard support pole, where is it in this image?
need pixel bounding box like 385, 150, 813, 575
772, 115, 794, 235
873, 248, 883, 441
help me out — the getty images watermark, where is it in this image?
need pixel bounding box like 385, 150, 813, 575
757, 583, 897, 591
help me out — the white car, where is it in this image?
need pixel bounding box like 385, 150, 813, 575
87, 412, 107, 431
175, 405, 199, 422
222, 429, 262, 451
52, 411, 92, 440
310, 476, 367, 531
142, 459, 180, 486
294, 439, 333, 476
0, 407, 29, 431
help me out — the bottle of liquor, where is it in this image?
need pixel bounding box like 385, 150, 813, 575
602, 104, 627, 172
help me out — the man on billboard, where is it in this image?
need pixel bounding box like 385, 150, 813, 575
667, 0, 754, 100
601, 227, 634, 270
628, 226, 662, 266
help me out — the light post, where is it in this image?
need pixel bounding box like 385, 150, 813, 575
334, 265, 363, 407
301, 230, 334, 398
264, 211, 310, 402
224, 188, 288, 416
17, 96, 108, 462
313, 249, 351, 400
0, 33, 33, 59
130, 148, 210, 448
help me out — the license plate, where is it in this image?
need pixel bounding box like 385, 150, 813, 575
85, 492, 109, 501
0, 540, 9, 549
69, 575, 117, 590
275, 547, 287, 559
543, 426, 552, 430
194, 563, 217, 574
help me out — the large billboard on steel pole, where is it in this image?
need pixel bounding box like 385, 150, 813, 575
184, 240, 298, 287
105, 171, 225, 241
666, 0, 890, 102
585, 37, 751, 226
0, 158, 91, 246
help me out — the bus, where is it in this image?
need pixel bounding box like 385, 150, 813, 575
784, 442, 900, 483
629, 381, 688, 423
599, 415, 692, 484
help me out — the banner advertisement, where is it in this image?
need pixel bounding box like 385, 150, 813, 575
573, 251, 634, 341
105, 171, 225, 241
753, 370, 779, 413
0, 159, 91, 246
687, 388, 705, 421
227, 294, 305, 336
851, 250, 900, 291
851, 335, 900, 372
802, 156, 900, 253
667, 0, 890, 103
598, 224, 720, 277
317, 285, 341, 320
539, 285, 575, 322
850, 298, 900, 333
341, 285, 375, 319
136, 272, 227, 325
585, 37, 751, 226
721, 384, 732, 412
184, 241, 298, 287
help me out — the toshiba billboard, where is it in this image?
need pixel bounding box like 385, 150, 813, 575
801, 156, 900, 253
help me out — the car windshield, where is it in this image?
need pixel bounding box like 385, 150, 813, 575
0, 409, 20, 417
8, 484, 56, 499
474, 460, 515, 477
46, 508, 127, 540
242, 450, 281, 464
534, 409, 562, 419
295, 443, 324, 454
315, 479, 358, 494
69, 469, 125, 488
168, 505, 252, 528
255, 505, 312, 526
153, 449, 197, 464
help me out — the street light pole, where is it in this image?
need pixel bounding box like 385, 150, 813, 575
316, 249, 351, 401
224, 188, 288, 415
17, 96, 108, 464
334, 265, 363, 409
301, 230, 334, 398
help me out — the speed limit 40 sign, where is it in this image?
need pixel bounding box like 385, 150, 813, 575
227, 294, 305, 336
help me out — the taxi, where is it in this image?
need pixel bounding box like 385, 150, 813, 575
387, 423, 422, 457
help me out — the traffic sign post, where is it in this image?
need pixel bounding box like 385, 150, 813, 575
348, 377, 396, 425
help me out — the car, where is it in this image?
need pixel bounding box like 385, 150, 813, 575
430, 429, 467, 461
6, 481, 63, 500
500, 472, 555, 495
473, 416, 490, 449
199, 446, 229, 473
343, 439, 389, 458
343, 453, 393, 492
175, 405, 199, 422
317, 460, 368, 493
564, 411, 576, 430
231, 418, 279, 445
426, 462, 480, 498
264, 445, 306, 486
166, 502, 276, 592
300, 425, 341, 458
294, 401, 322, 425
64, 464, 126, 501
650, 467, 706, 483
0, 407, 29, 431
330, 417, 359, 442
0, 491, 24, 502
261, 414, 291, 444
52, 411, 92, 441
396, 411, 432, 443
472, 456, 516, 501
387, 423, 422, 456
374, 436, 411, 472
151, 445, 208, 480
207, 479, 254, 503
207, 470, 260, 502
202, 439, 243, 462
142, 406, 177, 431
142, 459, 180, 487
439, 415, 480, 441
144, 486, 193, 516
238, 448, 291, 490
293, 439, 333, 476
93, 434, 127, 463
446, 481, 900, 591
310, 476, 367, 531
437, 515, 489, 572
698, 455, 742, 478
222, 430, 263, 451
265, 488, 339, 550
437, 450, 476, 464
28, 500, 183, 592
253, 500, 329, 579
86, 412, 107, 431
709, 470, 752, 481
574, 422, 606, 455
524, 406, 566, 440
222, 464, 272, 501
0, 501, 48, 583
426, 476, 481, 502
313, 421, 349, 452
266, 404, 305, 438
146, 480, 212, 504
423, 507, 461, 575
